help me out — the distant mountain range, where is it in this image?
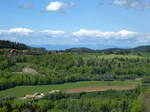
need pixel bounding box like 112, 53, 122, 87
1, 40, 150, 53
65, 46, 150, 53
30, 44, 119, 50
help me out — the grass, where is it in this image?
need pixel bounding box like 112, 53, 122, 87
0, 80, 141, 98
98, 54, 144, 58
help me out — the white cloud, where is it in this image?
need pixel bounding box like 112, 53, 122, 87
117, 30, 138, 38
113, 0, 150, 10
40, 30, 66, 37
73, 29, 138, 39
45, 1, 74, 12
113, 0, 128, 6
41, 30, 65, 35
0, 28, 66, 36
73, 29, 102, 37
8, 28, 34, 35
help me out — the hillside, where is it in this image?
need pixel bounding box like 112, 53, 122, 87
132, 45, 150, 52
0, 40, 48, 55
65, 46, 150, 54
0, 40, 29, 50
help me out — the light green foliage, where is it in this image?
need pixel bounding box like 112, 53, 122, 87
0, 53, 149, 90
0, 106, 8, 112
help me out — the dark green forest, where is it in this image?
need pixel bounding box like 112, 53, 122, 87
0, 40, 29, 50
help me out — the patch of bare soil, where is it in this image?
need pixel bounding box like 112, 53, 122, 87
67, 85, 136, 93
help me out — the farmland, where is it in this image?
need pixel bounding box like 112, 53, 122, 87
0, 80, 140, 98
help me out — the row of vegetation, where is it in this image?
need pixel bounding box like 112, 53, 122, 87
1, 52, 150, 90
0, 85, 150, 112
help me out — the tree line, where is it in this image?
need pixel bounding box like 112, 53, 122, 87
0, 86, 150, 112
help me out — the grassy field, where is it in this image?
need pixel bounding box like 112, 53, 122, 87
97, 54, 144, 59
0, 80, 141, 98
75, 53, 147, 61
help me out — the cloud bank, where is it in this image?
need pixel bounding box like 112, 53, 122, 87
73, 29, 138, 39
112, 0, 150, 10
0, 28, 34, 35
0, 28, 150, 49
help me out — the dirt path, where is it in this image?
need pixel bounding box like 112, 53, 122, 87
67, 85, 136, 93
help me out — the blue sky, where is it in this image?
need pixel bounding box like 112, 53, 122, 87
0, 0, 150, 50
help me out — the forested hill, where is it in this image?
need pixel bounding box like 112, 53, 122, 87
65, 47, 93, 52
65, 47, 129, 54
0, 40, 48, 55
132, 46, 150, 52
65, 46, 150, 54
0, 40, 29, 50
1, 40, 150, 54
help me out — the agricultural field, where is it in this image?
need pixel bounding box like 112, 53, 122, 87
67, 85, 136, 93
0, 80, 141, 98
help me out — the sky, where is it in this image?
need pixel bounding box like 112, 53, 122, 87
0, 0, 150, 50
